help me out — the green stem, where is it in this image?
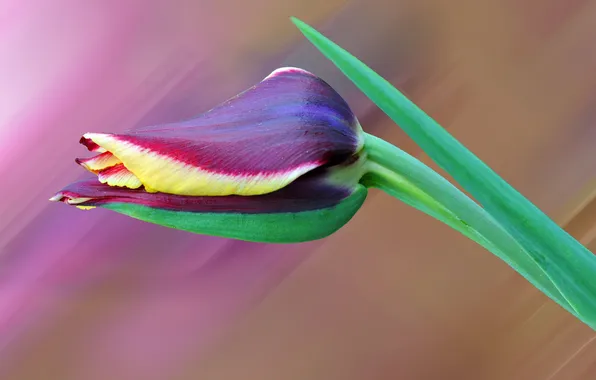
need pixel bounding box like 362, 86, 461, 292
362, 132, 576, 316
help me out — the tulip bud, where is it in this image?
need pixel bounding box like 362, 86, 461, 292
51, 68, 368, 243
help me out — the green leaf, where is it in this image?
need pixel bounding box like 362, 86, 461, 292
291, 17, 596, 328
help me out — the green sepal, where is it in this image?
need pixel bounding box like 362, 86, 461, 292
103, 185, 368, 243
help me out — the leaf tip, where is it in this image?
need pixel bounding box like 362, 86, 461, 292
290, 16, 310, 32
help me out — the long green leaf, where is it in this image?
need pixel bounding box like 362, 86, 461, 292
290, 17, 596, 328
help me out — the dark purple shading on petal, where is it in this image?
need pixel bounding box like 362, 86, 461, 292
96, 68, 362, 175
53, 169, 353, 214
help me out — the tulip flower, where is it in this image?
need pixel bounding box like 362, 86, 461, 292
51, 68, 369, 243
50, 16, 596, 332
49, 66, 520, 247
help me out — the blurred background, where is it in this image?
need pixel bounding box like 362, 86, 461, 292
1, 0, 596, 379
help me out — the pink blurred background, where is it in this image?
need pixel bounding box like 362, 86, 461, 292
1, 0, 596, 379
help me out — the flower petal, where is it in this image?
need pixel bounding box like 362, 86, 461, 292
79, 136, 107, 153
51, 169, 354, 213
50, 174, 367, 243
81, 67, 363, 196
97, 164, 143, 189
75, 152, 121, 173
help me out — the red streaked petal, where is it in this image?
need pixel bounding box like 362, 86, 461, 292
79, 67, 362, 197
75, 152, 121, 173
80, 132, 319, 196
97, 164, 142, 189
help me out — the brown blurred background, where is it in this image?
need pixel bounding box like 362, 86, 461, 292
2, 0, 596, 379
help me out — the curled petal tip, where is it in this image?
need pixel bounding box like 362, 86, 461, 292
79, 133, 108, 153
75, 152, 121, 173
75, 157, 94, 172
49, 193, 63, 202
50, 189, 95, 205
